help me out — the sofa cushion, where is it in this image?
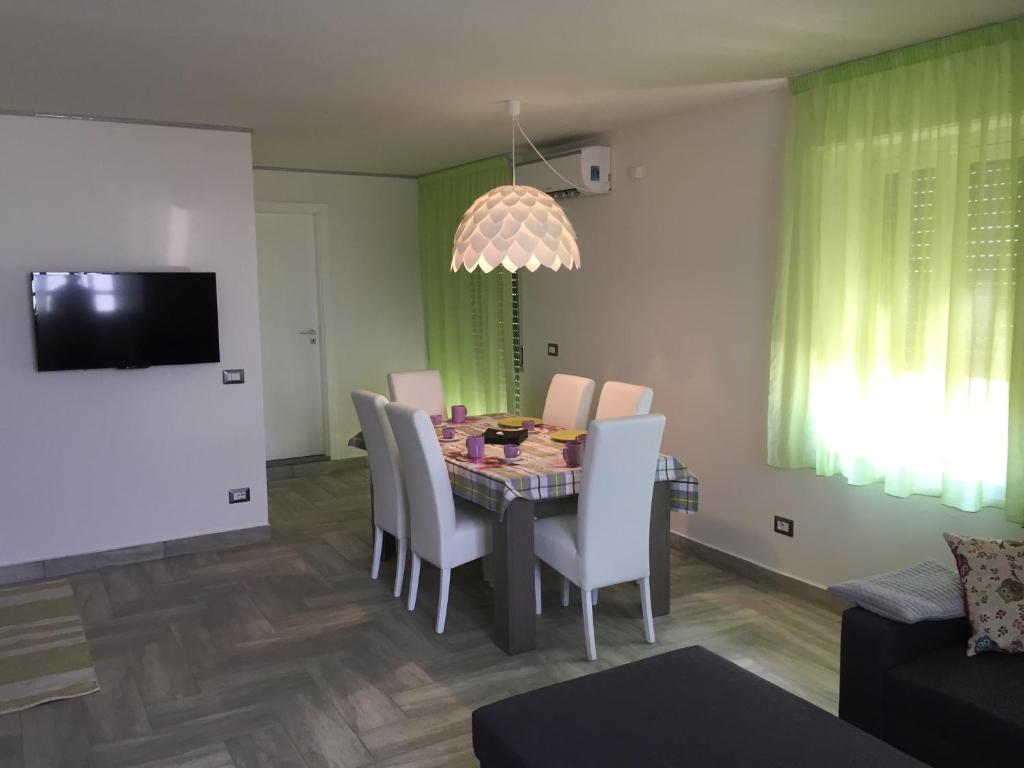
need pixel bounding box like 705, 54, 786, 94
838, 607, 969, 740
887, 643, 1024, 751
829, 560, 965, 623
944, 533, 1024, 655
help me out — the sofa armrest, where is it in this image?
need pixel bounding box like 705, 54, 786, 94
838, 606, 968, 738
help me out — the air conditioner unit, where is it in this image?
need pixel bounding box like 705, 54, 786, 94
516, 145, 611, 198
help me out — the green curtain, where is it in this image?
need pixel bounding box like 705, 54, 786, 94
419, 156, 515, 416
769, 19, 1024, 520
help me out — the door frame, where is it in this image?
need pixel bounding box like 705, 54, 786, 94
255, 201, 332, 459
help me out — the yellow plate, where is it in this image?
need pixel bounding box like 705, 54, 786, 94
497, 416, 539, 429
550, 429, 587, 443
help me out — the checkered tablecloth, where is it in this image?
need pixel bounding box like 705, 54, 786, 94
349, 414, 699, 517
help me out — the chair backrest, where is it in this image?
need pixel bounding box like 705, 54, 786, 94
385, 402, 456, 566
594, 381, 654, 420
542, 374, 596, 429
576, 414, 666, 589
351, 390, 407, 539
387, 370, 446, 417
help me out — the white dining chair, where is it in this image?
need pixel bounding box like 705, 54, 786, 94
385, 402, 492, 634
541, 374, 596, 429
387, 369, 446, 417
351, 390, 409, 598
594, 381, 654, 420
533, 413, 666, 660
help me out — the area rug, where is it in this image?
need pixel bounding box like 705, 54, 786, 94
0, 579, 99, 715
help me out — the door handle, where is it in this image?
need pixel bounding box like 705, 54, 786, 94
298, 329, 318, 335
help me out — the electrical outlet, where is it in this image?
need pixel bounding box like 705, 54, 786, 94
223, 369, 245, 385
547, 343, 559, 357
228, 487, 251, 504
774, 515, 794, 537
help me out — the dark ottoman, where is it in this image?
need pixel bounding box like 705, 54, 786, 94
472, 645, 924, 767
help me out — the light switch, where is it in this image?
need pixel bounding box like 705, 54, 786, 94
222, 369, 245, 385
228, 487, 251, 504
774, 515, 794, 537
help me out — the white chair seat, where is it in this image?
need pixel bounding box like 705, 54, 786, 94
594, 381, 654, 420
351, 390, 409, 599
385, 402, 493, 634
450, 499, 493, 569
542, 374, 596, 430
532, 414, 666, 660
534, 513, 580, 585
387, 370, 446, 417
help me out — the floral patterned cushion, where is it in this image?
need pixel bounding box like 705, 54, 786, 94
944, 533, 1024, 656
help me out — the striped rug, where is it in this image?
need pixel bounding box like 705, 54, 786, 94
0, 579, 99, 715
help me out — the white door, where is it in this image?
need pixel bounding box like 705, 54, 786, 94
256, 210, 326, 461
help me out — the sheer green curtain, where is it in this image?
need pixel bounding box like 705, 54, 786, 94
419, 156, 515, 415
769, 19, 1024, 520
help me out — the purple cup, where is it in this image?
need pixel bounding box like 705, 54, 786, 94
562, 439, 584, 467
431, 413, 445, 426
451, 405, 467, 424
503, 444, 521, 459
466, 434, 485, 460
442, 426, 455, 440
522, 419, 535, 431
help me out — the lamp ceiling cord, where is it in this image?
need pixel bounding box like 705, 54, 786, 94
506, 99, 584, 194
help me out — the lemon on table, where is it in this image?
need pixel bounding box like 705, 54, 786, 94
550, 429, 587, 443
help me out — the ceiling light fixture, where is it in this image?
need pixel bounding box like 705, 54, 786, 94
450, 99, 580, 273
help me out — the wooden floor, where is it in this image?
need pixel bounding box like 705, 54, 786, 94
0, 461, 841, 768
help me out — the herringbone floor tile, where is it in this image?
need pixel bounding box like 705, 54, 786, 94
0, 462, 840, 767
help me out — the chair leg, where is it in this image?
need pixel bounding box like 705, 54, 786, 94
534, 560, 542, 616
582, 588, 597, 661
393, 538, 407, 598
640, 576, 655, 644
592, 589, 598, 606
407, 553, 421, 611
436, 568, 451, 634
561, 576, 570, 607
371, 526, 384, 580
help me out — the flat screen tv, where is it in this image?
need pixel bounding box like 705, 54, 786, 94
30, 271, 220, 371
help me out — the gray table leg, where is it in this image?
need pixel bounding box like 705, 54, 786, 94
492, 498, 536, 655
649, 481, 672, 616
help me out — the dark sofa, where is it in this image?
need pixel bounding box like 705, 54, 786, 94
839, 606, 1023, 767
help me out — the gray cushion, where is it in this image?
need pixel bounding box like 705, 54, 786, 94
828, 560, 964, 623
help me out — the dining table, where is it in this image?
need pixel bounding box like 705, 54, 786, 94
349, 413, 699, 655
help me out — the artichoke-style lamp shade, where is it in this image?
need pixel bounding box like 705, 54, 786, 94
450, 100, 581, 273
451, 185, 580, 273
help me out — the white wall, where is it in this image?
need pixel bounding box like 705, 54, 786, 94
253, 170, 425, 459
520, 86, 1024, 589
0, 115, 268, 567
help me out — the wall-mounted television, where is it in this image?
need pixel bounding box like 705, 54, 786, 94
30, 271, 220, 371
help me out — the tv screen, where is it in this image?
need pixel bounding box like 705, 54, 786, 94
31, 271, 220, 371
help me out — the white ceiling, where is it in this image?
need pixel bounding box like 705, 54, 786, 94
1, 1, 1020, 176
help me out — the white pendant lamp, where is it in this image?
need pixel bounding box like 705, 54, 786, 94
451, 100, 580, 273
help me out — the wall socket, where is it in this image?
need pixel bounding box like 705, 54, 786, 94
547, 343, 559, 357
228, 487, 251, 504
773, 515, 794, 537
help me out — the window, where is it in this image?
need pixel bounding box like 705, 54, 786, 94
768, 22, 1024, 517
